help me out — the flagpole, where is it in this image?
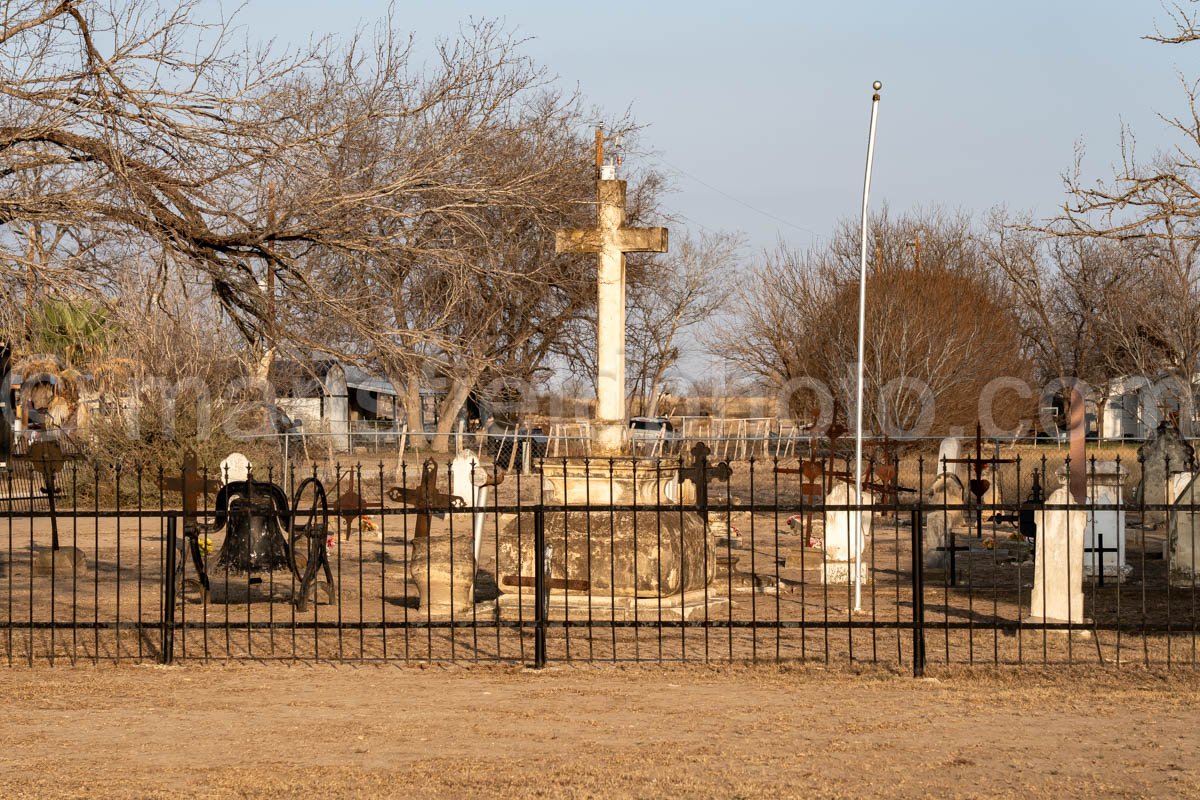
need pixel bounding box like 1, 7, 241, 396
853, 81, 882, 613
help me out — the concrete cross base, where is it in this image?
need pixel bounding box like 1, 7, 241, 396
410, 599, 498, 620
497, 588, 728, 621
820, 560, 871, 585
408, 534, 476, 615
497, 508, 715, 597
33, 547, 88, 577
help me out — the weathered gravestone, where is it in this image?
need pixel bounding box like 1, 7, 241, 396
923, 473, 965, 571
219, 452, 251, 484
1137, 420, 1194, 526
1055, 460, 1129, 580
1028, 486, 1088, 624
821, 482, 872, 584
388, 459, 475, 615
936, 437, 962, 481
1169, 471, 1200, 586
448, 449, 498, 561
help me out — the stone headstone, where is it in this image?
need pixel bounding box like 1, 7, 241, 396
219, 452, 251, 484
821, 482, 872, 584
409, 533, 476, 615
32, 546, 88, 577
1028, 486, 1087, 624
1169, 471, 1200, 586
497, 509, 712, 597
936, 437, 962, 481
1137, 421, 1194, 521
924, 473, 965, 570
1053, 460, 1128, 579
449, 449, 489, 559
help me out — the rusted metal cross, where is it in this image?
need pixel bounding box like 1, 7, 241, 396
556, 167, 668, 455
155, 450, 221, 597
22, 439, 74, 551
387, 458, 464, 539
156, 450, 221, 518
940, 422, 1018, 535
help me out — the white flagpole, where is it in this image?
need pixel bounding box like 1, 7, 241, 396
853, 81, 882, 614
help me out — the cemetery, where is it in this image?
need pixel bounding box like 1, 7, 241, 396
7, 2, 1200, 797
2, 123, 1200, 672
2, 418, 1197, 669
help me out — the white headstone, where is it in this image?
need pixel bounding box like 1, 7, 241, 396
1169, 471, 1200, 585
936, 438, 961, 480
1055, 460, 1128, 579
821, 481, 872, 584
449, 449, 489, 560
219, 452, 250, 484
924, 474, 965, 570
1029, 486, 1087, 624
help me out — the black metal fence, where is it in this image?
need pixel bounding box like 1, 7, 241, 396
2, 448, 1199, 672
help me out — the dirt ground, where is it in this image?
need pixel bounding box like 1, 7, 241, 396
0, 665, 1197, 799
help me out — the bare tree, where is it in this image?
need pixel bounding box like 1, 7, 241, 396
624, 231, 740, 417
721, 209, 1032, 435
1024, 2, 1200, 425
2, 4, 585, 368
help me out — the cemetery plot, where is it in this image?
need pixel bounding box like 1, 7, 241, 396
0, 453, 1198, 669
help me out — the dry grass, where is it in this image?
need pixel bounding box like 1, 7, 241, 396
0, 663, 1196, 799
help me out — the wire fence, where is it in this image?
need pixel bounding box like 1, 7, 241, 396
237, 417, 1160, 467
1, 447, 1198, 671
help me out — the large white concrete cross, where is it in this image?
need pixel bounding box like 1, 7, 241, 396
556, 179, 668, 454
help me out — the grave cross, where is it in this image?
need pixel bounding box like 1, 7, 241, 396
155, 450, 221, 597
556, 154, 668, 454
676, 442, 732, 526
156, 451, 221, 519
940, 422, 1017, 534
386, 458, 464, 539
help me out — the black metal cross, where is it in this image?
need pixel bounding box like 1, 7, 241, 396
677, 442, 732, 526
939, 422, 1017, 536
156, 450, 221, 596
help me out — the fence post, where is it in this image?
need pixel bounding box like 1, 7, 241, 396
161, 514, 178, 665
910, 509, 926, 677
533, 503, 548, 669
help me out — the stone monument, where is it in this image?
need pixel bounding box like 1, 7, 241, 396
936, 437, 962, 482
1028, 486, 1088, 624
923, 471, 965, 571
1137, 420, 1194, 526
1169, 471, 1200, 586
448, 449, 491, 560
219, 452, 251, 484
496, 132, 718, 617
821, 482, 872, 584
1055, 460, 1129, 579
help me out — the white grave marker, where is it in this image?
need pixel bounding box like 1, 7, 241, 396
449, 449, 490, 560
219, 452, 250, 484
821, 482, 872, 584
1029, 486, 1087, 624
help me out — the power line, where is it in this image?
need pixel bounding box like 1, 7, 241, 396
648, 154, 826, 241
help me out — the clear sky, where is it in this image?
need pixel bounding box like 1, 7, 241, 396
214, 0, 1193, 256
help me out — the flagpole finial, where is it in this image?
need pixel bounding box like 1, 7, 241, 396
872, 81, 882, 91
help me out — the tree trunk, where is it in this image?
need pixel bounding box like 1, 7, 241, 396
402, 376, 426, 450
430, 378, 475, 454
